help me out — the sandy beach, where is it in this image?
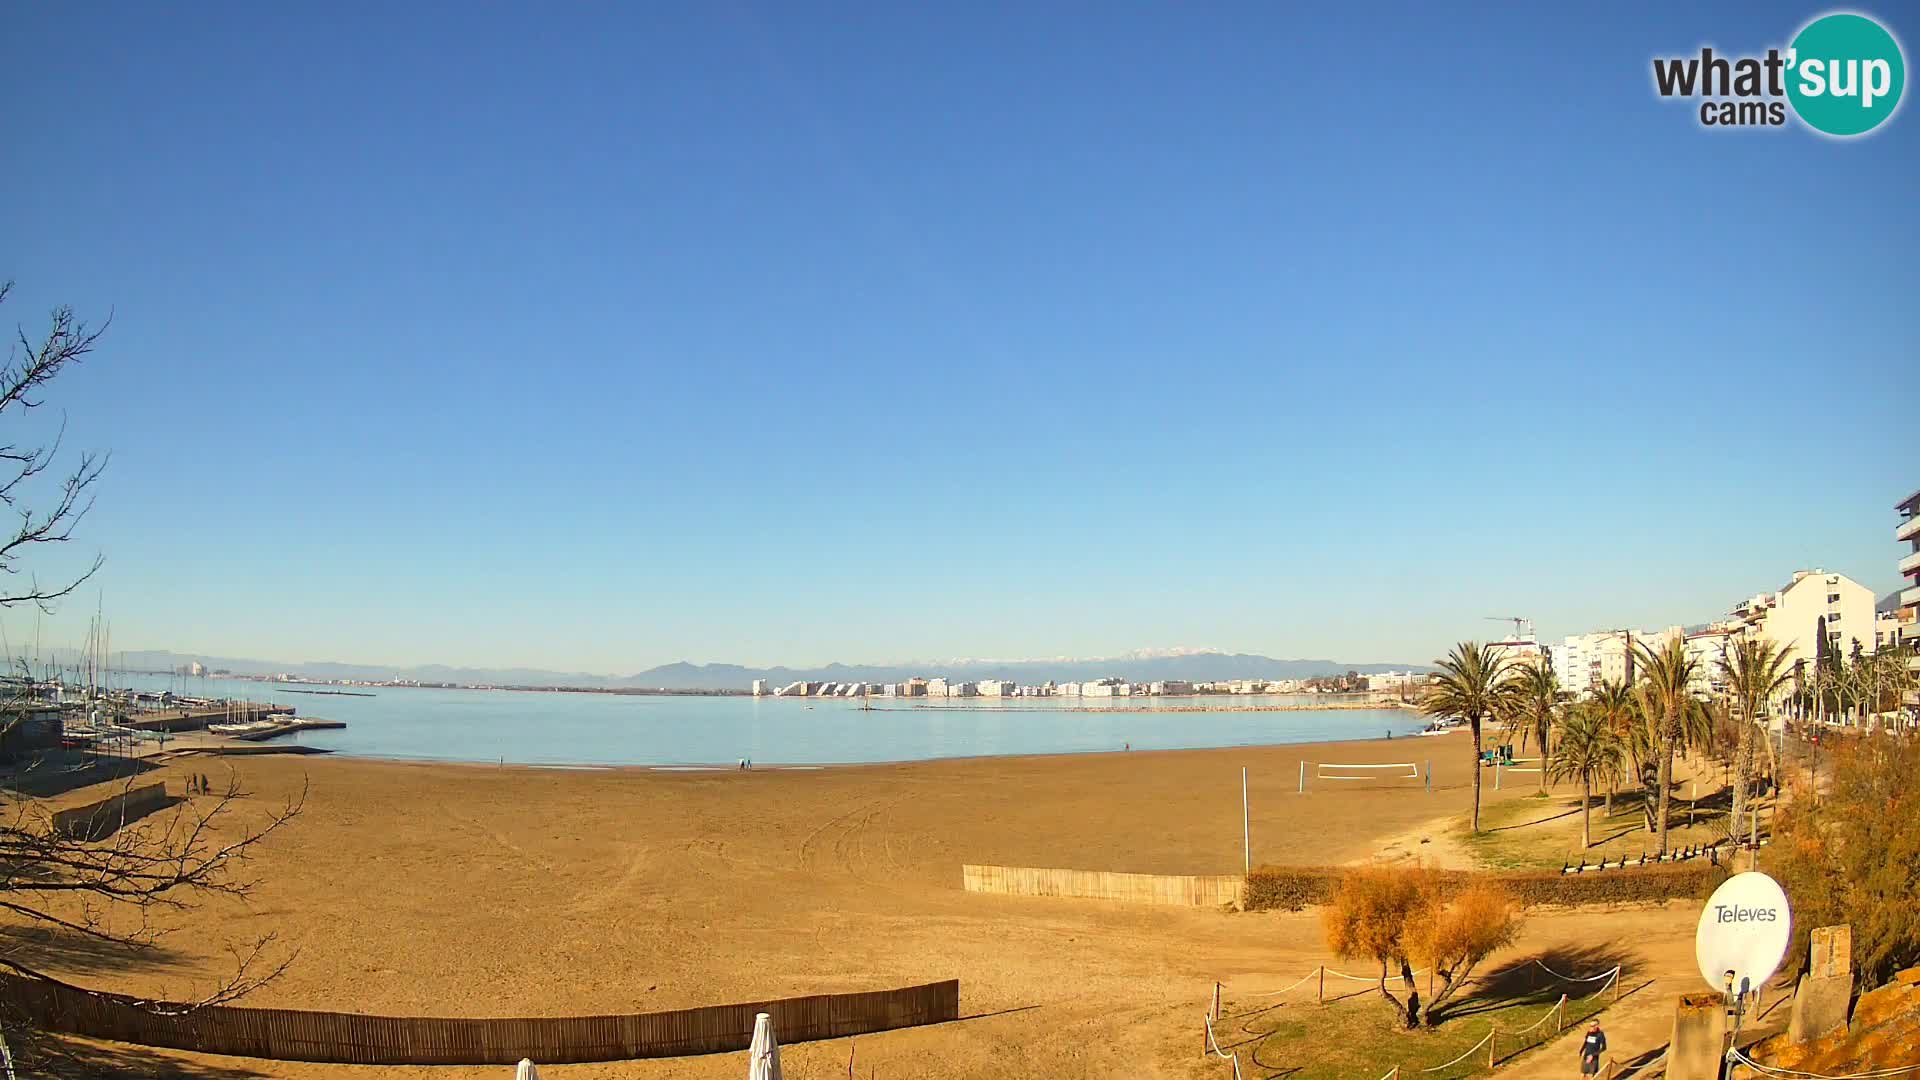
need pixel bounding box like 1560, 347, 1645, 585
8, 738, 1707, 1079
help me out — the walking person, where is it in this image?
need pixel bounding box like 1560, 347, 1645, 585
1579, 1019, 1606, 1077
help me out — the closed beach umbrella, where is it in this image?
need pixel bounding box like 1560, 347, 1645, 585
748, 1011, 783, 1080
515, 1059, 541, 1080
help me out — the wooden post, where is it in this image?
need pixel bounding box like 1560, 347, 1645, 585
1318, 965, 1324, 1004
1211, 982, 1220, 1021
1298, 759, 1306, 794
1489, 1032, 1496, 1068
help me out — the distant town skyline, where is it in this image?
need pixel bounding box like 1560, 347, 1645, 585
3, 4, 1912, 672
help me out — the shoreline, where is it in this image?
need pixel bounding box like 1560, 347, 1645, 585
272, 728, 1443, 776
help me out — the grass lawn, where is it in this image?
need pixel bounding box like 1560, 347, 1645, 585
1212, 965, 1620, 1079
1458, 778, 1769, 872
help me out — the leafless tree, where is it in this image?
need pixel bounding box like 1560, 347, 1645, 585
0, 283, 304, 1066
0, 772, 307, 1009
0, 281, 109, 612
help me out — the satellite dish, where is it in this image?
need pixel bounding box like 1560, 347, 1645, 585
1696, 871, 1791, 996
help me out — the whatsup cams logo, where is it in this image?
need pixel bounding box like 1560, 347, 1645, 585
1652, 11, 1906, 136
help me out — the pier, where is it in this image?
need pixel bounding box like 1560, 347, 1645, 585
126, 703, 296, 733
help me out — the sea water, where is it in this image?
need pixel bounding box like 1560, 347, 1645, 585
111, 675, 1425, 766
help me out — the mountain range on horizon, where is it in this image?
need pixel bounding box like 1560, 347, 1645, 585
37, 648, 1435, 691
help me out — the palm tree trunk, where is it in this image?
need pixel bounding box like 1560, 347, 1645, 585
1470, 716, 1483, 833
1656, 716, 1674, 854
1731, 710, 1751, 848
1538, 717, 1549, 794
1581, 777, 1592, 849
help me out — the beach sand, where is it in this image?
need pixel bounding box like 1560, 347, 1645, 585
5, 736, 1706, 1079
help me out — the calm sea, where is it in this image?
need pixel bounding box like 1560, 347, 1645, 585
113, 675, 1425, 766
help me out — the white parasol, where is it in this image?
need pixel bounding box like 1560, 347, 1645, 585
748, 1011, 783, 1080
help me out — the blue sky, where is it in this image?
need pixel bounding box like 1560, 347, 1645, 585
2, 3, 1914, 673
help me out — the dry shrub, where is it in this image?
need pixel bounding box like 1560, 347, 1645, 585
1244, 860, 1719, 912
1771, 734, 1920, 989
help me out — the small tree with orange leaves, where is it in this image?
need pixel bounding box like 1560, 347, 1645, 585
1323, 863, 1427, 1027
1324, 863, 1524, 1028
1407, 879, 1523, 1024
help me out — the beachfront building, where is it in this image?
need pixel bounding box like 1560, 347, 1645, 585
1547, 627, 1684, 698
1732, 570, 1878, 668
1684, 625, 1739, 698
976, 680, 1013, 697
1148, 680, 1193, 695
904, 678, 928, 698
926, 678, 948, 697
751, 679, 767, 697
1056, 681, 1081, 697
1899, 490, 1920, 692
1364, 671, 1419, 692
1081, 678, 1129, 697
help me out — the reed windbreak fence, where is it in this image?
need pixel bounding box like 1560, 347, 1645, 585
962, 863, 1243, 907
0, 972, 959, 1065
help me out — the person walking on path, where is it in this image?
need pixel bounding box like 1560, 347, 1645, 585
1579, 1020, 1606, 1077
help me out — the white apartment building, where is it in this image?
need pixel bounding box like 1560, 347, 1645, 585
1683, 625, 1738, 698
1148, 680, 1193, 695
926, 678, 948, 697
1081, 678, 1130, 697
1899, 489, 1920, 686
1056, 681, 1081, 697
1364, 671, 1419, 692
1732, 570, 1878, 673
1547, 627, 1680, 698
976, 680, 1013, 697
751, 679, 768, 697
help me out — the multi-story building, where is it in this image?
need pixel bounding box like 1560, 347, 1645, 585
1896, 488, 1912, 657
1148, 680, 1194, 695
751, 679, 767, 697
1548, 627, 1682, 698
1732, 570, 1878, 670
1081, 678, 1129, 697
926, 678, 948, 697
1364, 671, 1419, 692
1898, 489, 1920, 697
1683, 625, 1739, 698
976, 680, 1012, 697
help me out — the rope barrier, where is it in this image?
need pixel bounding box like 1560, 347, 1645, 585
1726, 1048, 1920, 1079
1202, 1012, 1245, 1080
1421, 1029, 1494, 1073
1531, 961, 1622, 983
1325, 966, 1428, 982
1504, 994, 1567, 1036
1241, 968, 1324, 999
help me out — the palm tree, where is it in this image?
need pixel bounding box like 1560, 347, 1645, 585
1588, 678, 1636, 816
1422, 641, 1518, 834
1632, 636, 1700, 855
1720, 636, 1793, 850
1503, 657, 1562, 794
1548, 706, 1624, 850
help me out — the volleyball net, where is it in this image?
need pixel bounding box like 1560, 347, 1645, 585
1298, 761, 1430, 792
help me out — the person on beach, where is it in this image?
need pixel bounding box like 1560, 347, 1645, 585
1579, 1020, 1606, 1076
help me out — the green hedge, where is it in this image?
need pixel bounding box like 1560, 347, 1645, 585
1241, 860, 1725, 912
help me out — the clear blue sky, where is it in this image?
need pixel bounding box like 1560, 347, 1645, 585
2, 3, 1914, 673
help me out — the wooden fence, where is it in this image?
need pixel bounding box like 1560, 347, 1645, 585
0, 972, 958, 1065
50, 782, 170, 840
962, 863, 1243, 907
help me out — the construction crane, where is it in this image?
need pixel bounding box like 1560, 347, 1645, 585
1484, 616, 1535, 642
